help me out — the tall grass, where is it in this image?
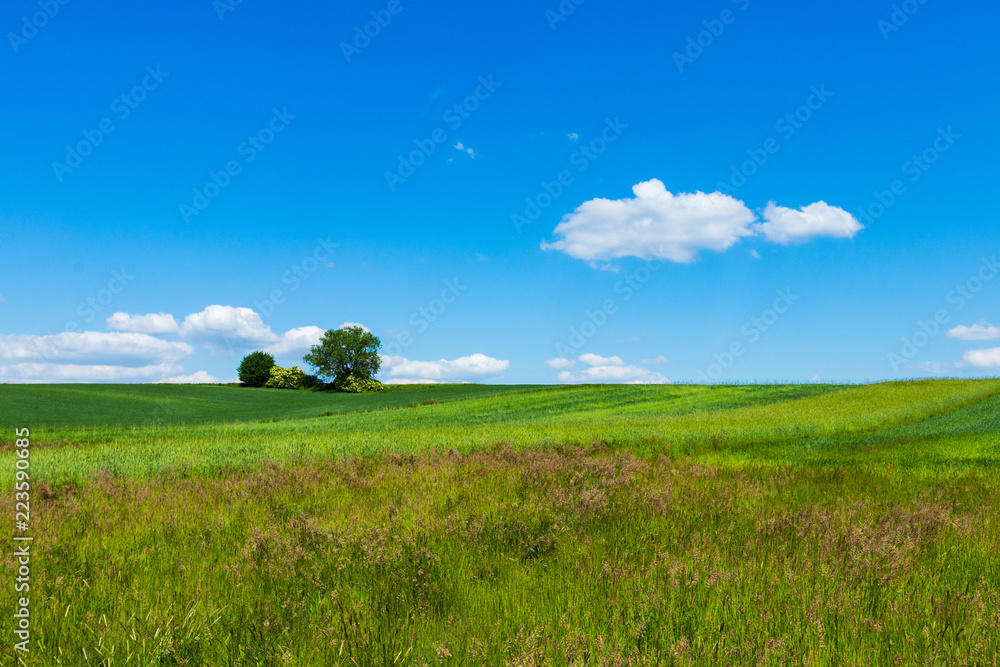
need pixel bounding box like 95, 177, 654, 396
2, 443, 997, 665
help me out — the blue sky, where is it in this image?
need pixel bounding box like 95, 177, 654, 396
1, 0, 998, 384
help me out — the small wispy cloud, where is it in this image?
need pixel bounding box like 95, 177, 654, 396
641, 356, 669, 365
454, 142, 475, 159
567, 132, 579, 140
157, 370, 233, 384
919, 361, 952, 374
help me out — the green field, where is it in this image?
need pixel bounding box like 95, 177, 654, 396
0, 383, 555, 429
2, 380, 999, 665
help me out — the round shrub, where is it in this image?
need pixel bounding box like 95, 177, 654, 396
334, 373, 385, 393
265, 365, 307, 390
238, 351, 275, 387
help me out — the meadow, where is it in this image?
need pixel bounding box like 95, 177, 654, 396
1, 379, 999, 665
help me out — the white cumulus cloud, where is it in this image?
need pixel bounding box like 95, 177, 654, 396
107, 312, 181, 335
121, 305, 355, 357
543, 180, 860, 264
0, 332, 193, 366
545, 357, 576, 369
757, 201, 862, 245
579, 353, 625, 367
0, 305, 369, 382
101, 305, 359, 359
179, 305, 279, 352
541, 179, 758, 263
264, 326, 325, 357
0, 361, 185, 384
947, 322, 1000, 341
959, 347, 1000, 368
379, 353, 509, 384
555, 353, 669, 384
558, 364, 669, 385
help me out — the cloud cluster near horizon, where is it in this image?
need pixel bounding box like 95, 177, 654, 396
546, 353, 669, 384
107, 306, 326, 356
951, 322, 1000, 370
914, 321, 1000, 374
541, 179, 862, 263
0, 305, 509, 384
380, 353, 509, 384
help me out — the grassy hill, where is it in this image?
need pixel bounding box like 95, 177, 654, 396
0, 382, 555, 428
3, 379, 1000, 486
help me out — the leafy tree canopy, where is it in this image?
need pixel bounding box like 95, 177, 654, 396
303, 326, 382, 385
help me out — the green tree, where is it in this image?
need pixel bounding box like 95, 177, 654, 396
238, 351, 275, 387
303, 326, 382, 386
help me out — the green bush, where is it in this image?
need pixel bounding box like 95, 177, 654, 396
238, 351, 275, 387
334, 373, 385, 393
265, 365, 307, 390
